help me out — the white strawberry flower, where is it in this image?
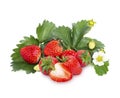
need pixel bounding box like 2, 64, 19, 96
92, 51, 108, 66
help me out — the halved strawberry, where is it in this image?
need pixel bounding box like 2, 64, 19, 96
44, 40, 63, 56
20, 45, 41, 64
62, 56, 82, 75
49, 63, 72, 82
76, 50, 91, 67
39, 56, 58, 75
61, 49, 76, 57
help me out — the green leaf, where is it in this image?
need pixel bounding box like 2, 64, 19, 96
94, 61, 109, 76
53, 26, 72, 49
76, 37, 90, 50
11, 61, 36, 74
93, 39, 105, 50
72, 20, 92, 48
11, 35, 39, 74
76, 37, 105, 53
36, 20, 56, 43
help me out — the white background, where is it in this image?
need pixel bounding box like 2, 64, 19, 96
0, 0, 120, 98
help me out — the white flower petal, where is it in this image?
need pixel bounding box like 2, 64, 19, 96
103, 57, 108, 62
92, 50, 108, 66
98, 52, 104, 56
93, 59, 98, 65
103, 54, 108, 61
97, 62, 104, 66
93, 52, 98, 59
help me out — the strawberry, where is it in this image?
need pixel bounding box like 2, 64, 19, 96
61, 49, 76, 57
20, 45, 41, 64
62, 56, 82, 75
39, 56, 58, 75
44, 40, 63, 56
49, 63, 72, 82
76, 50, 91, 67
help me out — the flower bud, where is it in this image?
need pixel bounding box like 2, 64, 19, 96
33, 64, 40, 71
88, 40, 95, 49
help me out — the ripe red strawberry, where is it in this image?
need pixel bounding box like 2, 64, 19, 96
61, 49, 76, 57
49, 63, 72, 82
62, 56, 82, 75
44, 40, 63, 56
20, 45, 41, 64
76, 50, 91, 67
39, 56, 58, 75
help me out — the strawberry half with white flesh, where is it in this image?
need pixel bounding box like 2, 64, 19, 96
49, 63, 72, 82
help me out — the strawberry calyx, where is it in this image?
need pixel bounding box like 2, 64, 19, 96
39, 56, 58, 74
40, 57, 54, 72
81, 50, 91, 65
56, 56, 67, 62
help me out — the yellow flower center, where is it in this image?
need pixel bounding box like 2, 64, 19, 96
88, 19, 96, 27
96, 56, 103, 62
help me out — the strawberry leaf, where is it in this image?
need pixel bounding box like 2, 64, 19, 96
53, 26, 72, 49
94, 61, 109, 76
11, 62, 36, 74
72, 20, 92, 48
36, 20, 56, 43
11, 35, 39, 74
76, 37, 105, 53
76, 37, 90, 50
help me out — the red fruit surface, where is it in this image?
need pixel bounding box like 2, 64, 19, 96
44, 40, 63, 56
62, 56, 82, 75
20, 45, 41, 64
61, 49, 76, 57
